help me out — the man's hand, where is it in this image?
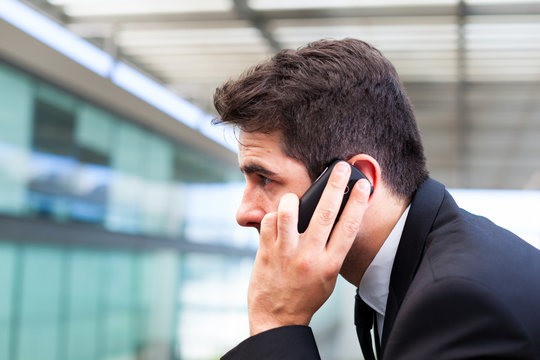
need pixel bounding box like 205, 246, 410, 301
247, 161, 372, 335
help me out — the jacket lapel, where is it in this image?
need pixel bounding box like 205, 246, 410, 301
380, 178, 446, 354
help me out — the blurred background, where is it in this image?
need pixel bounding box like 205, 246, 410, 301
0, 0, 539, 359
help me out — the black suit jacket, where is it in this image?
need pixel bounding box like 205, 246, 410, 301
222, 179, 540, 359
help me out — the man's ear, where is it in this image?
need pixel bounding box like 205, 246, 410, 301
347, 154, 381, 195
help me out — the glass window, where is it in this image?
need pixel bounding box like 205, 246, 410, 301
75, 104, 114, 166
0, 64, 33, 215
17, 246, 64, 360
106, 121, 145, 234
0, 242, 17, 360
0, 61, 250, 245
32, 84, 77, 157
0, 63, 34, 149
135, 251, 179, 359
66, 249, 102, 360
0, 60, 257, 360
100, 251, 136, 359
176, 253, 253, 359
139, 134, 174, 235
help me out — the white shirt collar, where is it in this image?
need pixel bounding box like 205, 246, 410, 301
358, 205, 411, 318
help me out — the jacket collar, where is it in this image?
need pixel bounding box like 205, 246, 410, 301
380, 178, 446, 353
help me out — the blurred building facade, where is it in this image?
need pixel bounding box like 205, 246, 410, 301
0, 3, 263, 358
0, 58, 261, 359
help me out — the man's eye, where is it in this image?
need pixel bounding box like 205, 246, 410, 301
260, 175, 272, 186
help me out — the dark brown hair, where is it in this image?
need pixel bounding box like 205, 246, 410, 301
213, 38, 428, 199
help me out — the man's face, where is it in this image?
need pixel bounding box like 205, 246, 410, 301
236, 131, 312, 232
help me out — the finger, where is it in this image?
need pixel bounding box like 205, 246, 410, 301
260, 212, 278, 249
327, 179, 371, 259
304, 161, 350, 247
277, 193, 300, 249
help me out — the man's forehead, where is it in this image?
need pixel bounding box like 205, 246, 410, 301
236, 130, 297, 173
237, 131, 285, 163
238, 130, 282, 147
237, 133, 278, 163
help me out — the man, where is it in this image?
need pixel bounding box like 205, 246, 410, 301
212, 38, 540, 359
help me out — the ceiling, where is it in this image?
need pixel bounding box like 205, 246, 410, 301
20, 0, 540, 189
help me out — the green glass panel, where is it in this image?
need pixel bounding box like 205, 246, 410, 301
142, 134, 174, 181
35, 84, 76, 113
32, 96, 75, 157
178, 253, 252, 359
66, 319, 97, 360
101, 252, 136, 359
135, 251, 178, 358
110, 122, 143, 175
0, 64, 33, 215
75, 104, 115, 159
173, 143, 242, 184
0, 242, 16, 360
106, 122, 144, 233
139, 134, 174, 235
17, 246, 63, 360
0, 64, 33, 148
66, 249, 102, 360
17, 324, 58, 360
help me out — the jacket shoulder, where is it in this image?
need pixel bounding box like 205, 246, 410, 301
385, 276, 539, 359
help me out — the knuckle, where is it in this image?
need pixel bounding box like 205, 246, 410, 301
317, 208, 336, 226
295, 255, 314, 273
323, 267, 338, 282
328, 177, 344, 190
255, 250, 270, 265
340, 218, 361, 236
320, 260, 340, 282
261, 212, 276, 226
279, 210, 294, 224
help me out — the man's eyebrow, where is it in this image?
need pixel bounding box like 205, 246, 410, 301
240, 163, 278, 177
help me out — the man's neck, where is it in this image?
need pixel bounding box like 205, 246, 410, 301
340, 189, 409, 286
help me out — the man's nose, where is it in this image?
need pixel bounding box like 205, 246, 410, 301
236, 189, 265, 230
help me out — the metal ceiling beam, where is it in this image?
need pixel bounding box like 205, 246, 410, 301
66, 3, 540, 24
68, 6, 453, 23
19, 0, 68, 23
258, 3, 540, 20
260, 5, 458, 20
68, 11, 238, 24
456, 0, 470, 188
467, 2, 540, 16
232, 0, 282, 52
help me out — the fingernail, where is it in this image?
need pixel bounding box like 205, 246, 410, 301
335, 162, 349, 175
358, 179, 369, 189
357, 179, 371, 194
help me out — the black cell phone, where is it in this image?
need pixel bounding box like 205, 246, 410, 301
297, 160, 373, 233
